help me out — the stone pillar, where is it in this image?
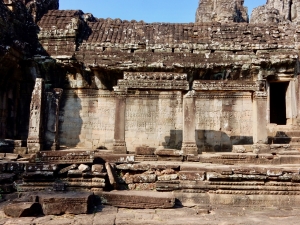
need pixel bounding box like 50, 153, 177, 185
253, 91, 268, 144
181, 91, 198, 156
27, 78, 45, 153
113, 87, 127, 154
286, 79, 297, 125
45, 88, 63, 150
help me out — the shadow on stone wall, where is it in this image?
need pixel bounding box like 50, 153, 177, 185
162, 130, 183, 150
196, 130, 253, 153
162, 129, 253, 153
58, 91, 83, 148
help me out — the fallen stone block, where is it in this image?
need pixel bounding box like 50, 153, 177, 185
106, 162, 117, 189
100, 191, 175, 209
4, 202, 43, 218
135, 146, 156, 155
92, 164, 104, 173
59, 164, 77, 174
78, 164, 90, 172
39, 192, 94, 215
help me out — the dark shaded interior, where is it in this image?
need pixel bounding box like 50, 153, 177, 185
270, 82, 289, 125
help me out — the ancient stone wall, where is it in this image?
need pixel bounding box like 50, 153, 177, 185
59, 90, 116, 149
124, 91, 183, 151
195, 92, 253, 152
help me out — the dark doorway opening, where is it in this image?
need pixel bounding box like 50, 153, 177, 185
270, 82, 289, 125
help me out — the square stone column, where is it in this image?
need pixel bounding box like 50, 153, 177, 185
286, 78, 298, 125
253, 91, 268, 144
113, 87, 127, 154
27, 78, 45, 153
181, 91, 198, 156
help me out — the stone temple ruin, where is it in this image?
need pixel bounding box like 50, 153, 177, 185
2, 0, 300, 220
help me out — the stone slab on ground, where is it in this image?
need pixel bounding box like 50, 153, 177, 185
2, 204, 300, 225
39, 192, 94, 215
135, 146, 156, 155
3, 202, 42, 218
100, 191, 175, 209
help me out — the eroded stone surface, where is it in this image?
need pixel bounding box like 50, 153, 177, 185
39, 192, 94, 215
196, 0, 248, 23
100, 191, 175, 209
3, 202, 42, 218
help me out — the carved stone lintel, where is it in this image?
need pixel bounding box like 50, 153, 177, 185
124, 72, 187, 81
253, 91, 267, 100
116, 72, 189, 91
193, 80, 260, 91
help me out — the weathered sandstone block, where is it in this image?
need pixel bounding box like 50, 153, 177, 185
39, 192, 94, 215
100, 191, 175, 209
4, 202, 43, 218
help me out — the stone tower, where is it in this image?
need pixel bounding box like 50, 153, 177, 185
251, 0, 300, 24
195, 0, 249, 23
3, 0, 59, 22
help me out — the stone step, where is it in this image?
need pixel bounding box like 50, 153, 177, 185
272, 130, 300, 137
100, 190, 175, 209
198, 152, 300, 165
269, 137, 300, 144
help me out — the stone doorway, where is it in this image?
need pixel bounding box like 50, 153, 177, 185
269, 82, 289, 125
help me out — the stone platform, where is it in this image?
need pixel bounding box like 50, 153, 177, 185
1, 204, 300, 225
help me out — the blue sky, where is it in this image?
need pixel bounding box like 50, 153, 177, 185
59, 0, 266, 23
